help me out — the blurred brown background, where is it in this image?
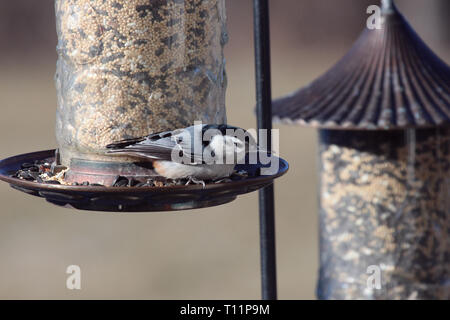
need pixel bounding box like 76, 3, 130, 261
0, 0, 448, 299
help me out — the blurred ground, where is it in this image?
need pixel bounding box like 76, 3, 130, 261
0, 0, 448, 299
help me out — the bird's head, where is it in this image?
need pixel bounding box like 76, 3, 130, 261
205, 125, 257, 164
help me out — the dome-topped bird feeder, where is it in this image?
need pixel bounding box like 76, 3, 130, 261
273, 0, 449, 299
0, 0, 287, 214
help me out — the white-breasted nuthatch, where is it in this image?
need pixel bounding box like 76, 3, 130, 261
106, 124, 257, 186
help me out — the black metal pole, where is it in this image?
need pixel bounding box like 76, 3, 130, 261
253, 0, 277, 300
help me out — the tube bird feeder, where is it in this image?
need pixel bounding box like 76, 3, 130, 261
273, 1, 449, 299
0, 0, 288, 212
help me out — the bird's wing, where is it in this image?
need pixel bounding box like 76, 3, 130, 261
105, 136, 147, 149
106, 126, 207, 164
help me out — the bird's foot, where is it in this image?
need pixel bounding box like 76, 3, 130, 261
214, 178, 232, 184
185, 177, 206, 188
232, 170, 249, 178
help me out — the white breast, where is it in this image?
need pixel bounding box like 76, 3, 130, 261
154, 161, 235, 180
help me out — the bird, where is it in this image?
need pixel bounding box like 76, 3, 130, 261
106, 124, 257, 187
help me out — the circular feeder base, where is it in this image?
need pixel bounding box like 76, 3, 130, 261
0, 150, 288, 213
46, 194, 237, 212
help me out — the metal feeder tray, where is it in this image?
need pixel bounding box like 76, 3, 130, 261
0, 150, 288, 212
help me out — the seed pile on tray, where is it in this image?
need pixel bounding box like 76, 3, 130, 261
55, 0, 228, 165
12, 163, 250, 188
12, 161, 68, 185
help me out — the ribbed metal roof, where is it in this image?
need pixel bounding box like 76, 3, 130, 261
272, 1, 450, 130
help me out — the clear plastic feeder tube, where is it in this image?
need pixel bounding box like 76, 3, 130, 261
55, 0, 228, 166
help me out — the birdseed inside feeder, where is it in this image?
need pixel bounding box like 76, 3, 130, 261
55, 0, 228, 183
273, 0, 449, 300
